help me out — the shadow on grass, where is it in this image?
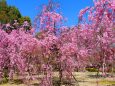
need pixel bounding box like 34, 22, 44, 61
88, 74, 103, 78
12, 79, 23, 85
0, 78, 24, 86
88, 73, 111, 79
52, 77, 81, 86
31, 83, 39, 86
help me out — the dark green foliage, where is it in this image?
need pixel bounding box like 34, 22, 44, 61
0, 0, 31, 25
86, 68, 98, 72
18, 16, 31, 26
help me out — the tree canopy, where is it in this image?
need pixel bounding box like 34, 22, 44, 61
0, 0, 31, 25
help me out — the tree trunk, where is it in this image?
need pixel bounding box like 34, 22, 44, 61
58, 63, 62, 86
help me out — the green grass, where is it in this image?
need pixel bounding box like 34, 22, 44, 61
99, 80, 115, 85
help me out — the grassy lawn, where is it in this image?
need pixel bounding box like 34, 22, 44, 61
0, 72, 114, 86
99, 80, 115, 86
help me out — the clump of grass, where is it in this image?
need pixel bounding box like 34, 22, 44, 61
13, 79, 23, 84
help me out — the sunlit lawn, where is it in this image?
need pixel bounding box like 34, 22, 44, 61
0, 72, 114, 86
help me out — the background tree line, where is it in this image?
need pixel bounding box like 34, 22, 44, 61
0, 0, 31, 26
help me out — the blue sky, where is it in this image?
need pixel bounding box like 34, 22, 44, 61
6, 0, 93, 26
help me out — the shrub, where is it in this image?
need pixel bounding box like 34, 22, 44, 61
86, 68, 98, 72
